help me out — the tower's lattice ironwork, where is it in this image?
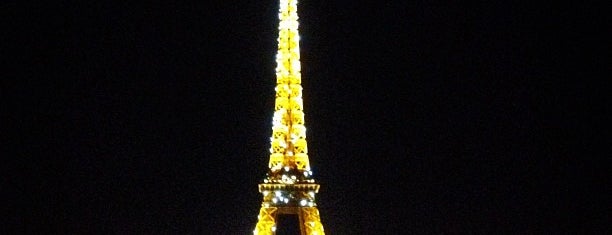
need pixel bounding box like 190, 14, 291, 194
253, 0, 325, 234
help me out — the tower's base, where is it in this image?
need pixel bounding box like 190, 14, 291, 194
254, 206, 325, 235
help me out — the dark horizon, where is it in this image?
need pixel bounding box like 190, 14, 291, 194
5, 0, 607, 234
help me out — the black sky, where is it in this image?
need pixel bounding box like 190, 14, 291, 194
5, 0, 608, 234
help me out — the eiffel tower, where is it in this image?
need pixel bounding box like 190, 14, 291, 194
253, 0, 325, 234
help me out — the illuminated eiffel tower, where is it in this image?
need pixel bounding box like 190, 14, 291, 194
253, 0, 325, 234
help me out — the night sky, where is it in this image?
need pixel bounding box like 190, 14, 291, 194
5, 0, 608, 234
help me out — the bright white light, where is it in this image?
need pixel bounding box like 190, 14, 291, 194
284, 166, 290, 171
308, 202, 314, 207
275, 191, 282, 197
300, 199, 307, 206
271, 226, 277, 232
272, 198, 278, 203
263, 191, 269, 196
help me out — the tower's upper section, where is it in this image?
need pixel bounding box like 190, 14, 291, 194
268, 0, 310, 172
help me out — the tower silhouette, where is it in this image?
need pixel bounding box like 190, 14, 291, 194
253, 0, 326, 234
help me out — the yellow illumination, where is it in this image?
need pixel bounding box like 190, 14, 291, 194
254, 0, 325, 234
267, 0, 310, 171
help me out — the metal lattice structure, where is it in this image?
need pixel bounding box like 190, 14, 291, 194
253, 0, 325, 234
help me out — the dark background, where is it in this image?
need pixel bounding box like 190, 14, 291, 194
5, 0, 608, 234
